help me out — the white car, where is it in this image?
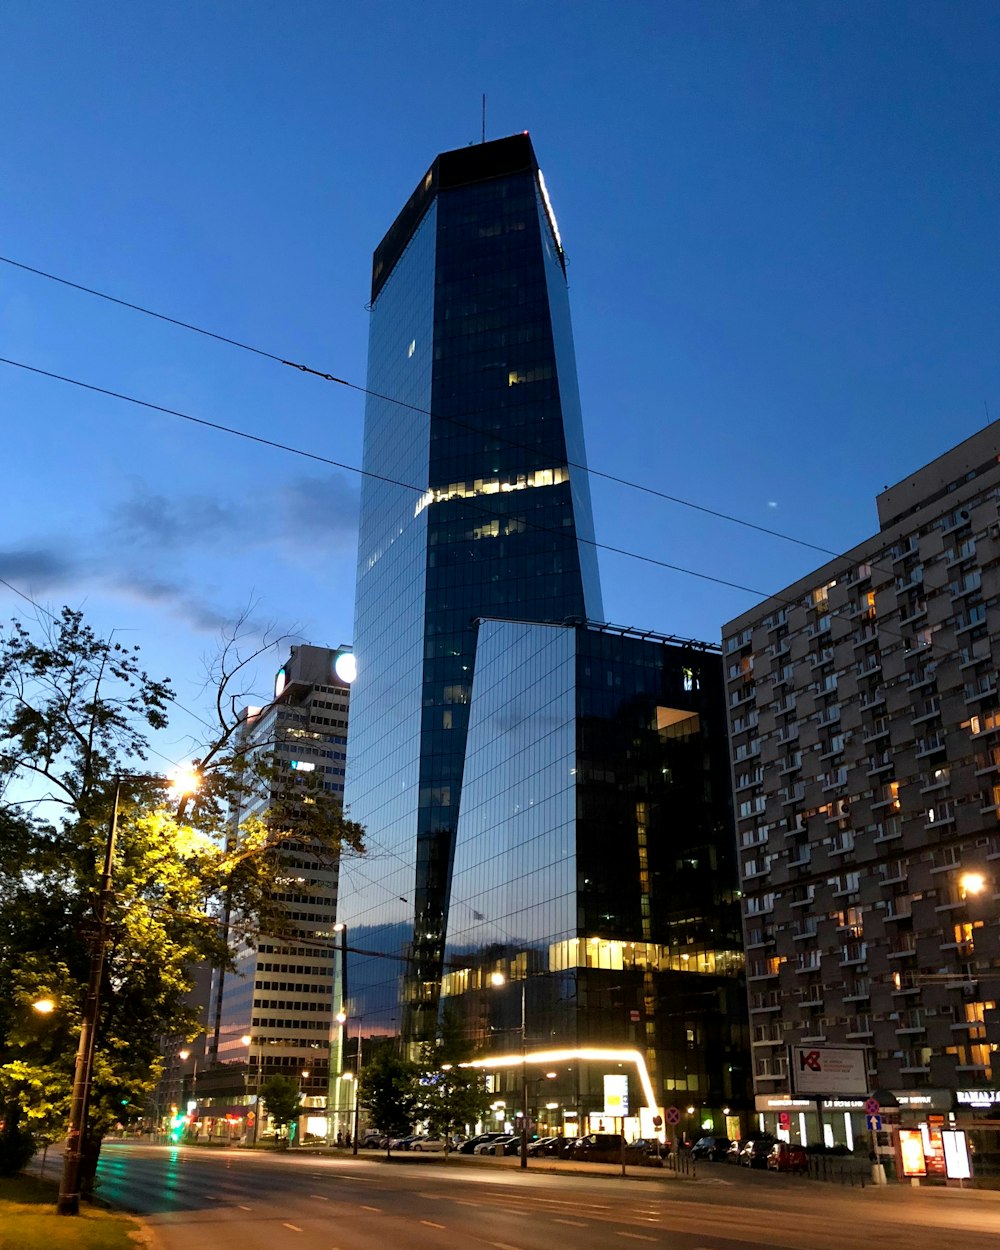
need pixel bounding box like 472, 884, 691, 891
410, 1136, 446, 1151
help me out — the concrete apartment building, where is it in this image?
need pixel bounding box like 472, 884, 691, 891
724, 422, 1000, 1147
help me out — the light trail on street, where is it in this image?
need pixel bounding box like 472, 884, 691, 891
93, 1142, 1000, 1250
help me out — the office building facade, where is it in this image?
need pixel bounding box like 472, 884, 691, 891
342, 134, 603, 1045
339, 134, 749, 1133
441, 619, 748, 1137
724, 424, 1000, 1143
203, 644, 352, 1138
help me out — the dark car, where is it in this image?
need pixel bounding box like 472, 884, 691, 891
767, 1142, 808, 1173
569, 1132, 626, 1163
691, 1135, 731, 1162
740, 1137, 776, 1169
624, 1138, 664, 1166
458, 1132, 506, 1154
526, 1136, 556, 1156
533, 1135, 577, 1158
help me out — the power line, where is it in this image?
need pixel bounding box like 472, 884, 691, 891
0, 252, 851, 565
0, 355, 777, 604
1, 355, 985, 677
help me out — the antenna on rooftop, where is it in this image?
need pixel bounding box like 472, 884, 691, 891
482, 93, 486, 144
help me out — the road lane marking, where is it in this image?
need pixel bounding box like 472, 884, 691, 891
238, 1204, 252, 1211
617, 1235, 655, 1243
454, 1199, 482, 1206
488, 1243, 523, 1250
421, 1221, 446, 1229
311, 1194, 330, 1201
283, 1223, 303, 1233
554, 1219, 587, 1227
360, 1204, 381, 1212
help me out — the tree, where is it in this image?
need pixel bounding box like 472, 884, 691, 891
0, 607, 365, 1201
358, 1043, 421, 1155
417, 1007, 491, 1151
258, 1075, 302, 1141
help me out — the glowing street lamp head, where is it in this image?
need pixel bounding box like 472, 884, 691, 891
32, 997, 55, 1014
960, 871, 987, 896
240, 1034, 252, 1047
335, 1011, 347, 1025
490, 971, 506, 987
178, 1049, 190, 1061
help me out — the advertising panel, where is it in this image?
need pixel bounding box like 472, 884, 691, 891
942, 1130, 972, 1180
789, 1045, 867, 1096
898, 1129, 927, 1178
603, 1074, 629, 1117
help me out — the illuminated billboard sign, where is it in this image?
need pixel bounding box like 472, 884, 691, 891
898, 1129, 927, 1178
603, 1074, 629, 1117
789, 1045, 867, 1096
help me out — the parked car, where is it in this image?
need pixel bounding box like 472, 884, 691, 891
691, 1135, 731, 1162
411, 1136, 446, 1151
388, 1133, 420, 1150
568, 1132, 626, 1163
474, 1134, 517, 1154
624, 1138, 663, 1166
767, 1142, 808, 1173
526, 1136, 556, 1156
361, 1132, 386, 1149
739, 1137, 775, 1169
458, 1132, 506, 1154
725, 1139, 744, 1164
532, 1135, 577, 1158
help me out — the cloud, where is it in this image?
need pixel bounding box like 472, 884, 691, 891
277, 472, 360, 548
109, 491, 243, 549
107, 472, 359, 554
0, 548, 78, 587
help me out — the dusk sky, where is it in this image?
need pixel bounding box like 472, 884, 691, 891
2, 1, 998, 774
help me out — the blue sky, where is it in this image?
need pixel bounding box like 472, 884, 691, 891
2, 1, 998, 770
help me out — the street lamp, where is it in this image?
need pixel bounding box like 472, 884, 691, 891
32, 998, 56, 1014
178, 1049, 199, 1115
57, 768, 199, 1216
239, 1034, 261, 1145
334, 922, 362, 1153
491, 972, 529, 1170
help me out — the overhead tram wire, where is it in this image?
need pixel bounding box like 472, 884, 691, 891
1, 253, 952, 605
0, 355, 981, 677
0, 355, 781, 604
0, 252, 857, 567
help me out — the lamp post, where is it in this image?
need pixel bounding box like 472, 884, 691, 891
241, 1033, 260, 1145
491, 972, 529, 1170
177, 1048, 199, 1129
57, 768, 199, 1216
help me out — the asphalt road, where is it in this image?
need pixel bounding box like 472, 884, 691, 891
92, 1143, 1000, 1250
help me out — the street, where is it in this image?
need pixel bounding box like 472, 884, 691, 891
92, 1143, 1000, 1250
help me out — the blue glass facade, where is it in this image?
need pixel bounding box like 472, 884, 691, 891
342, 135, 603, 1044
443, 621, 749, 1128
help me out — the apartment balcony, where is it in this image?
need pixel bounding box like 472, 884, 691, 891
899, 1063, 931, 1075
801, 1031, 828, 1044
915, 736, 947, 758
862, 723, 890, 743
887, 939, 918, 959
899, 602, 928, 627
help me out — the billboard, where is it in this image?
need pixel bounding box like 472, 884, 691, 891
789, 1045, 867, 1096
603, 1074, 629, 1117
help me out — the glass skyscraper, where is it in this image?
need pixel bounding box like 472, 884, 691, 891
339, 134, 749, 1133
342, 134, 603, 1044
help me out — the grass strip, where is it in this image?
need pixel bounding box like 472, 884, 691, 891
0, 1174, 140, 1250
